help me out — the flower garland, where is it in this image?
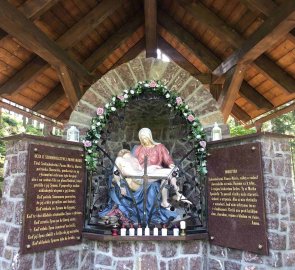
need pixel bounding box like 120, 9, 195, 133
83, 80, 207, 175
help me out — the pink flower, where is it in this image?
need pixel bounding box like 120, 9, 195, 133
176, 97, 183, 105
83, 140, 92, 147
117, 95, 124, 101
199, 141, 206, 149
187, 114, 195, 122
96, 107, 104, 116
149, 80, 157, 88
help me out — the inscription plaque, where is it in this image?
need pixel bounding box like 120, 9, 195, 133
21, 144, 85, 254
207, 142, 268, 255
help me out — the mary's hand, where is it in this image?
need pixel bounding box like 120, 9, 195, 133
120, 187, 127, 196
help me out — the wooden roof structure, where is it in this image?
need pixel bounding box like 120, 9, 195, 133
0, 0, 295, 127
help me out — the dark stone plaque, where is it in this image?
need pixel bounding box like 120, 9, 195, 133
207, 142, 268, 255
21, 144, 85, 254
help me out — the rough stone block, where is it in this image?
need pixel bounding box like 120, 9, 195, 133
267, 217, 279, 230
96, 241, 110, 253
169, 69, 191, 93
80, 251, 94, 270
283, 252, 295, 267
227, 248, 243, 261
95, 253, 113, 266
264, 175, 279, 189
103, 70, 126, 94
208, 258, 223, 270
288, 196, 295, 221
210, 245, 227, 257
265, 190, 279, 214
17, 152, 27, 173
190, 257, 202, 270
34, 252, 45, 269
59, 249, 79, 269
11, 155, 18, 174
115, 63, 136, 87
244, 252, 263, 264
116, 260, 133, 270
289, 223, 295, 249
45, 250, 57, 270
75, 100, 97, 118
161, 62, 181, 85
273, 158, 284, 176
141, 242, 156, 252
160, 260, 167, 270
181, 240, 201, 254
7, 226, 20, 247
18, 254, 33, 270
158, 242, 178, 258
224, 261, 242, 270
150, 59, 169, 80
168, 257, 188, 270
280, 195, 288, 215
139, 254, 158, 270
268, 232, 286, 250
112, 242, 133, 257
128, 59, 145, 82
265, 251, 282, 268
10, 175, 26, 198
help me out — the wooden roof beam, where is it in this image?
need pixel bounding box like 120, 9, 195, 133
158, 10, 220, 71
0, 0, 123, 96
213, 0, 295, 76
0, 1, 92, 83
253, 56, 295, 94
231, 104, 252, 122
246, 102, 295, 128
144, 0, 157, 58
239, 0, 277, 17
83, 15, 143, 71
57, 65, 82, 109
57, 107, 72, 123
218, 64, 247, 121
113, 39, 145, 69
240, 82, 274, 110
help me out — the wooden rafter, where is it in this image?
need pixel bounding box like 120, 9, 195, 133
113, 39, 145, 69
144, 0, 157, 58
231, 104, 252, 122
57, 65, 82, 109
158, 10, 220, 71
213, 0, 295, 76
246, 102, 295, 128
0, 0, 122, 97
176, 0, 295, 95
83, 15, 143, 71
57, 107, 72, 122
0, 1, 92, 83
239, 82, 273, 110
239, 0, 277, 17
218, 64, 247, 121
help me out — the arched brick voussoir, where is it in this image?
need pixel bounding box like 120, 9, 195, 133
101, 70, 127, 95
148, 59, 170, 80
114, 63, 137, 88
128, 58, 146, 82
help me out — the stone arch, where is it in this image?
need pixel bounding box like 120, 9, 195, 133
68, 56, 227, 138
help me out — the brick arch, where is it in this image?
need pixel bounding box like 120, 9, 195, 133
68, 56, 226, 138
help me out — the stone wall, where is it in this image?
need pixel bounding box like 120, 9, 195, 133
0, 133, 294, 269
67, 57, 229, 140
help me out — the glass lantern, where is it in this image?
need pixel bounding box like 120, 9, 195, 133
211, 122, 222, 141
67, 126, 79, 142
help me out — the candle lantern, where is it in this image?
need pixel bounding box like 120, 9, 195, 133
67, 126, 80, 142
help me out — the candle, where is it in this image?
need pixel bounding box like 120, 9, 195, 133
137, 224, 143, 236
153, 227, 159, 236
129, 224, 135, 236
180, 221, 186, 229
144, 226, 150, 236
173, 226, 179, 236
161, 225, 168, 236
120, 224, 126, 236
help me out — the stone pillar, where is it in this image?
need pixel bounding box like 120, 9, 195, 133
206, 133, 295, 270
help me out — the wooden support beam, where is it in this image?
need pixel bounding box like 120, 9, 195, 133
57, 107, 72, 122
112, 39, 145, 69
240, 82, 274, 109
0, 1, 92, 83
177, 0, 243, 48
57, 0, 122, 48
83, 15, 143, 71
57, 65, 82, 109
253, 56, 295, 93
231, 104, 252, 122
0, 58, 48, 96
144, 0, 157, 58
0, 29, 7, 39
158, 11, 220, 71
32, 85, 64, 113
0, 99, 63, 128
213, 0, 295, 76
18, 0, 60, 20
210, 84, 223, 101
218, 64, 247, 122
239, 0, 277, 17
246, 102, 295, 128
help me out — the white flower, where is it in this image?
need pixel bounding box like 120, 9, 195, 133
91, 125, 95, 130
99, 116, 104, 119
88, 150, 92, 153
183, 112, 188, 117
112, 97, 116, 102
130, 90, 135, 94
144, 83, 149, 87
105, 103, 109, 108
167, 104, 172, 107
165, 93, 170, 98
185, 105, 188, 109
196, 135, 201, 139
124, 89, 128, 93
124, 94, 128, 99
193, 122, 197, 126
111, 107, 116, 111
96, 122, 101, 126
